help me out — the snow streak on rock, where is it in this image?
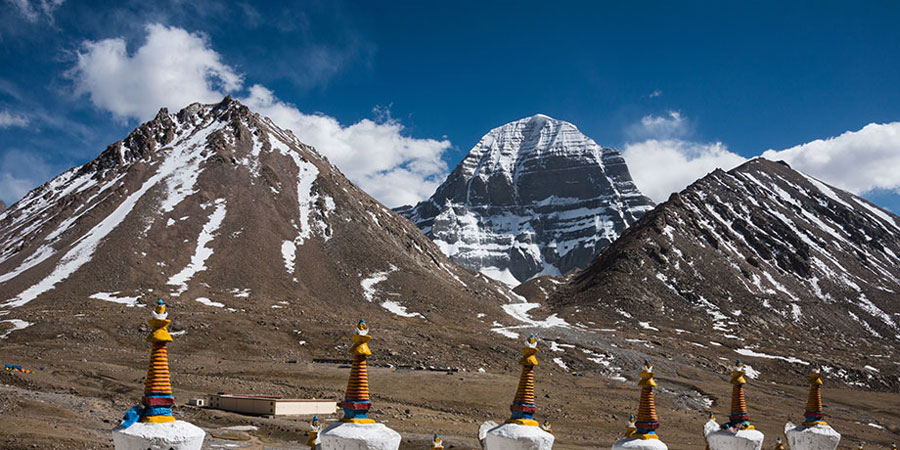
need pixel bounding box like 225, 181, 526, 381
167, 198, 227, 296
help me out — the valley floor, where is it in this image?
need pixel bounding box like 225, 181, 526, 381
0, 345, 897, 449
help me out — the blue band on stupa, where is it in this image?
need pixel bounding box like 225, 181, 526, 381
340, 398, 371, 420
510, 401, 536, 419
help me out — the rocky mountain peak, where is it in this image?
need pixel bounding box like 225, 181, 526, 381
398, 115, 654, 285
0, 98, 519, 355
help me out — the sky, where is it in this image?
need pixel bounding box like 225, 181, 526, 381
1, 1, 900, 213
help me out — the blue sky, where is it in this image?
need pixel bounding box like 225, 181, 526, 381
1, 1, 900, 212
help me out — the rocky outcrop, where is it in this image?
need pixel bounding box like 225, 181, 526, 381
397, 114, 653, 285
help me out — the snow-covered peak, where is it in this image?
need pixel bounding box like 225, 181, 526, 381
398, 115, 654, 285
463, 114, 607, 183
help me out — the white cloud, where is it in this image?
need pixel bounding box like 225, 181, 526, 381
70, 24, 243, 121
623, 139, 747, 203
8, 0, 65, 22
627, 111, 689, 140
762, 122, 900, 195
69, 24, 451, 208
649, 89, 662, 98
242, 85, 450, 207
0, 110, 30, 128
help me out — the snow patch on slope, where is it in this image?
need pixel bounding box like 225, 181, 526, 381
89, 292, 141, 307
167, 199, 227, 296
0, 319, 32, 339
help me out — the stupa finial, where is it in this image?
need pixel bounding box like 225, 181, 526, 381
507, 333, 539, 426
625, 414, 637, 437
338, 319, 375, 423
725, 360, 753, 430
431, 434, 444, 450
307, 416, 321, 449
541, 419, 553, 434
775, 436, 785, 450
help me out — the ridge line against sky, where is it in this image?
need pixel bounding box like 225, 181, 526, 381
1, 1, 899, 212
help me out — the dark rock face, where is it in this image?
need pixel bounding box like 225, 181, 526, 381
0, 97, 522, 369
0, 201, 5, 213
397, 114, 654, 285
547, 158, 900, 389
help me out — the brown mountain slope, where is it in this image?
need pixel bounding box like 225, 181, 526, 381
538, 158, 900, 390
0, 97, 525, 369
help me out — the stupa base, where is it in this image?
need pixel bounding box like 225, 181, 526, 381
704, 428, 765, 450
483, 423, 554, 450
612, 436, 669, 450
319, 421, 401, 450
784, 422, 841, 450
112, 420, 205, 450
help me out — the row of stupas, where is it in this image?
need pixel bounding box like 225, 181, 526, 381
109, 302, 855, 450
702, 360, 843, 450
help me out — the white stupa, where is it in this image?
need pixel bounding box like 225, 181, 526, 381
482, 334, 554, 450
784, 364, 841, 450
319, 319, 401, 450
112, 300, 205, 450
704, 361, 764, 450
612, 361, 668, 450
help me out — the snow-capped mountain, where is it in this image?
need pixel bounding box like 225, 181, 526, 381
0, 97, 525, 367
396, 114, 654, 285
543, 158, 900, 388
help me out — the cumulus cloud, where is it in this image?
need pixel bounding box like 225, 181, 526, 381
242, 85, 450, 206
70, 24, 243, 121
69, 23, 451, 207
0, 110, 30, 128
626, 111, 690, 141
762, 122, 900, 195
8, 0, 65, 22
622, 139, 747, 203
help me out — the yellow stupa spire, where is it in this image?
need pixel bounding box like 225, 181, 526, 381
541, 419, 553, 434
140, 299, 176, 423
727, 360, 753, 430
507, 333, 539, 426
338, 319, 375, 424
802, 364, 827, 426
633, 360, 660, 440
